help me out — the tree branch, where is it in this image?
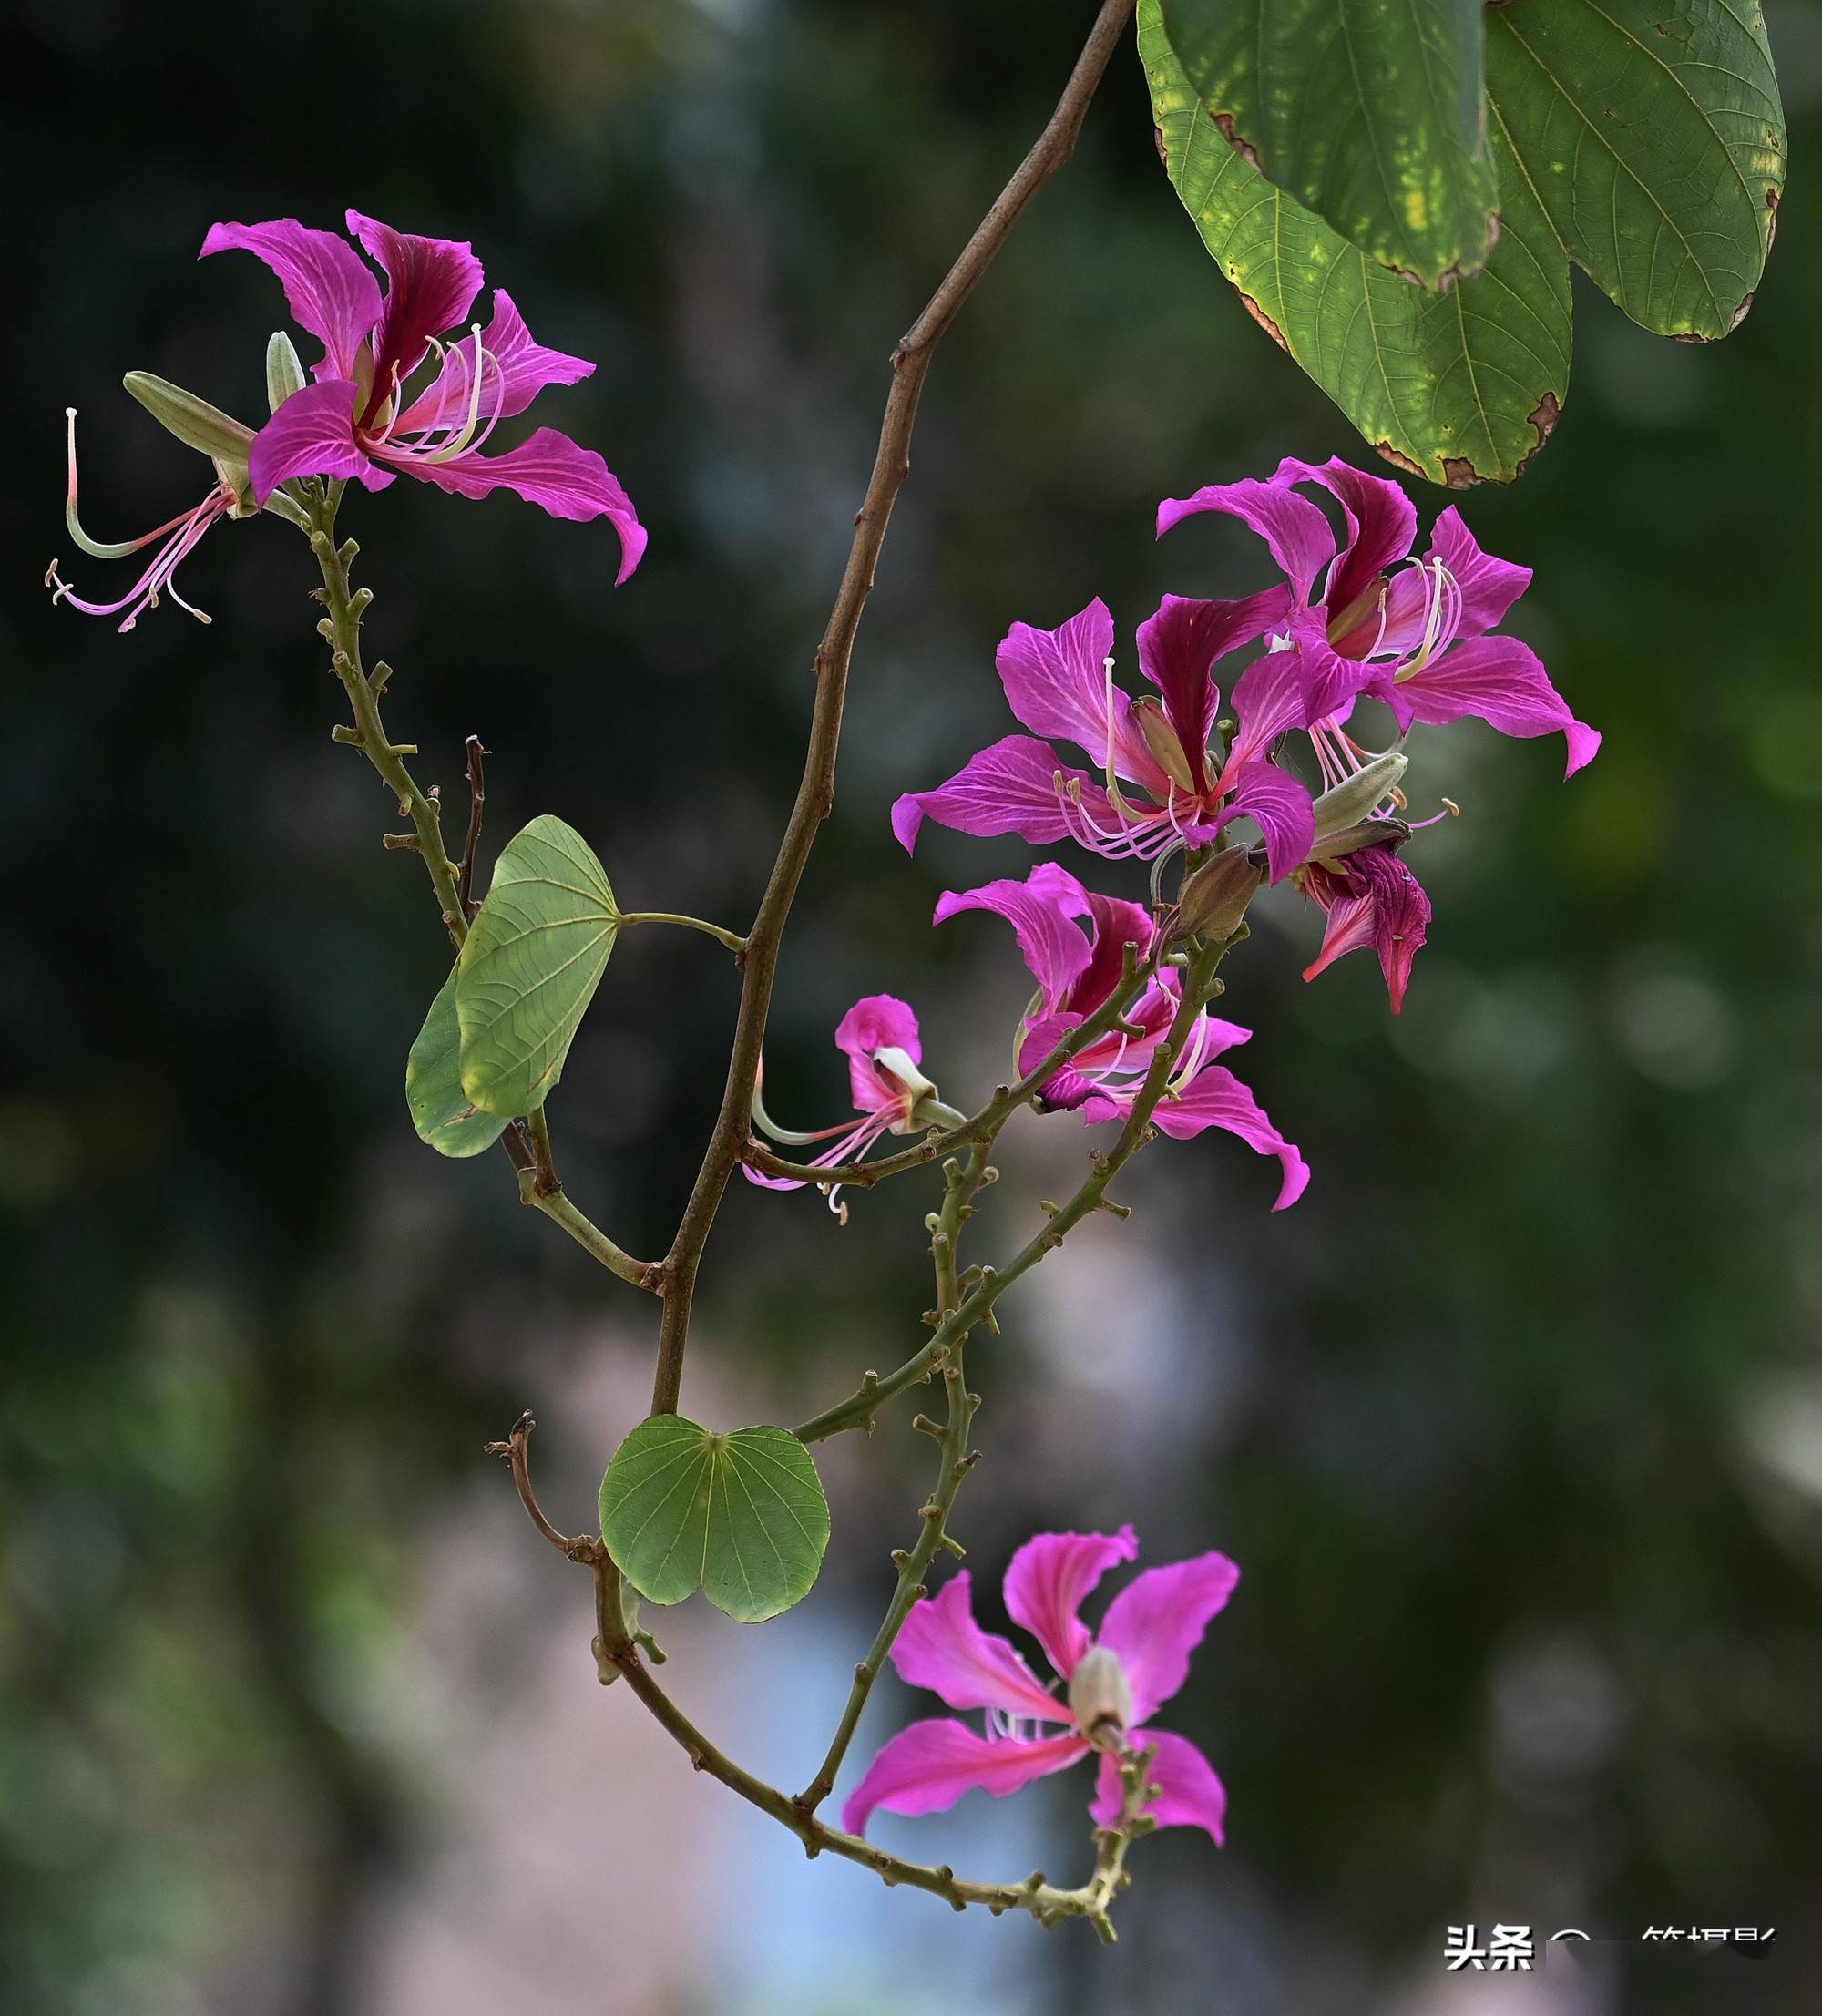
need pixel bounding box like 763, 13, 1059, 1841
649, 0, 1141, 1416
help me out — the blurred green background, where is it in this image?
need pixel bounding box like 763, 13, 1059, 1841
5, 1, 1821, 2011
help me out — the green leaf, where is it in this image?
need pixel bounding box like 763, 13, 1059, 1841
1159, 0, 1499, 290
1484, 0, 1782, 340
1142, 0, 1570, 486
405, 969, 510, 1157
1142, 0, 1784, 481
455, 814, 619, 1117
599, 1416, 832, 1624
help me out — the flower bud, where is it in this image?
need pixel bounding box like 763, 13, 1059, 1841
1308, 816, 1410, 865
1172, 845, 1262, 943
123, 370, 255, 467
1068, 1646, 1133, 1743
265, 331, 306, 413
1311, 751, 1407, 841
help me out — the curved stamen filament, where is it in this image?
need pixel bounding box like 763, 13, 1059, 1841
63, 410, 207, 560
1102, 655, 1141, 824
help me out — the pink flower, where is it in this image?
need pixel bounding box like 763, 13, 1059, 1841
745, 995, 962, 1211
1301, 840, 1432, 1015
843, 1525, 1237, 1845
892, 593, 1315, 884
936, 863, 1308, 1210
1157, 455, 1600, 782
202, 211, 645, 579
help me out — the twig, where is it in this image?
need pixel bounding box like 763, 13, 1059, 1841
458, 734, 488, 919
591, 1553, 1141, 1932
649, 0, 1141, 1416
484, 1411, 599, 1561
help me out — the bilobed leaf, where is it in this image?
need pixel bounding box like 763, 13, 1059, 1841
1141, 0, 1571, 486
1159, 0, 1498, 290
455, 814, 618, 1117
1484, 0, 1782, 340
1142, 0, 1785, 481
406, 968, 510, 1156
599, 1416, 832, 1624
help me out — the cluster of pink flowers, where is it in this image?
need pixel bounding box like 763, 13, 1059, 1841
754, 456, 1597, 1211
52, 225, 1602, 1866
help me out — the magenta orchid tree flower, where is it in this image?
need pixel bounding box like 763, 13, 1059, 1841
49, 212, 646, 633
891, 592, 1317, 885
745, 995, 965, 1213
1155, 455, 1600, 787
844, 1526, 1237, 1846
936, 862, 1308, 1210
202, 212, 646, 579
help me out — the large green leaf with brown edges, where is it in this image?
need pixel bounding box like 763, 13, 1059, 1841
1158, 0, 1499, 291
1143, 0, 1570, 486
1144, 0, 1784, 484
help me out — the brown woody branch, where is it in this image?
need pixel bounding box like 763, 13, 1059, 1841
649, 0, 1140, 1415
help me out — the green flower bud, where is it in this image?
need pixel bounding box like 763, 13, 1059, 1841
1308, 816, 1410, 865
123, 370, 254, 467
1311, 750, 1407, 841
1173, 845, 1263, 944
265, 331, 306, 414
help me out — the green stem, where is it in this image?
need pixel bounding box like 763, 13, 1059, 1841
303, 486, 658, 1295
615, 911, 748, 954
306, 490, 466, 941
797, 1141, 997, 1812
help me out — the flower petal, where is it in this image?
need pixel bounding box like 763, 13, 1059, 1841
1297, 456, 1417, 616
834, 994, 920, 1113
1372, 635, 1600, 778
394, 286, 594, 434
891, 736, 1106, 853
1157, 460, 1338, 603
996, 600, 1162, 785
888, 1572, 1070, 1724
1214, 761, 1315, 884
1428, 507, 1530, 640
1070, 891, 1158, 1014
1129, 1064, 1309, 1210
1091, 1728, 1228, 1844
841, 1721, 1087, 1837
934, 863, 1093, 1012
1221, 618, 1346, 776
200, 219, 382, 379
401, 428, 647, 582
1003, 1526, 1138, 1681
1017, 1012, 1099, 1111
248, 380, 390, 503
1135, 589, 1290, 786
345, 210, 484, 395
1096, 1552, 1241, 1721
